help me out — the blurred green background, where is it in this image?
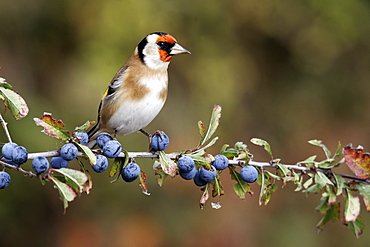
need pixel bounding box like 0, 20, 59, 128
1, 0, 370, 246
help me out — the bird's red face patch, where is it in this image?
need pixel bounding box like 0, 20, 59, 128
157, 35, 177, 62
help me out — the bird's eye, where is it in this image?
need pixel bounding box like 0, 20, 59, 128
157, 41, 172, 51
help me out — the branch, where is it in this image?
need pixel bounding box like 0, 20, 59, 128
5, 150, 366, 184
0, 113, 12, 143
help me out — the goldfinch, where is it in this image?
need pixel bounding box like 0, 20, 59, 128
87, 32, 190, 147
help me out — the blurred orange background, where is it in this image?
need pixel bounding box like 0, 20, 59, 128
1, 0, 370, 246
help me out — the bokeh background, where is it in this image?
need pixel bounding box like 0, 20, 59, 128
1, 0, 370, 246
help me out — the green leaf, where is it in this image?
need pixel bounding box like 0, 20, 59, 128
190, 153, 214, 169
76, 142, 96, 165
344, 188, 361, 223
333, 142, 342, 159
0, 78, 13, 89
229, 166, 252, 199
200, 105, 222, 146
308, 140, 331, 159
109, 157, 123, 178
0, 85, 29, 120
347, 216, 365, 238
51, 168, 89, 194
159, 151, 177, 177
193, 137, 219, 156
315, 172, 334, 188
333, 173, 345, 196
250, 138, 273, 158
49, 175, 77, 212
293, 171, 303, 191
110, 152, 128, 183
315, 195, 329, 214
277, 163, 291, 185
324, 185, 337, 205
303, 177, 313, 189
33, 113, 70, 140
257, 170, 276, 205
211, 176, 224, 198
303, 183, 321, 193
316, 203, 340, 234
153, 161, 168, 186
198, 120, 206, 144
355, 182, 370, 212
299, 155, 317, 168
74, 120, 95, 132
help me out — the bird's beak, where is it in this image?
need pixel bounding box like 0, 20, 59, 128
170, 43, 191, 55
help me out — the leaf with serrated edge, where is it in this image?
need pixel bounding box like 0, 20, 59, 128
250, 138, 273, 158
200, 105, 221, 146
76, 143, 96, 165
343, 144, 370, 179
344, 188, 361, 223
355, 182, 370, 212
159, 151, 177, 177
0, 87, 29, 120
34, 113, 70, 140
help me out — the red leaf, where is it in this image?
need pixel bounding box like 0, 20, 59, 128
343, 144, 370, 179
34, 113, 70, 140
139, 170, 150, 195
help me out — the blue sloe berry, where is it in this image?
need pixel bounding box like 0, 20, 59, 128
240, 165, 258, 183
74, 132, 89, 145
96, 132, 113, 148
150, 132, 169, 151
60, 143, 78, 161
199, 165, 217, 182
193, 171, 207, 187
212, 154, 229, 170
121, 162, 141, 182
50, 157, 69, 169
92, 155, 109, 173
2, 142, 18, 160
32, 156, 50, 174
12, 146, 28, 165
103, 140, 122, 158
177, 156, 195, 173
179, 167, 197, 180
0, 171, 11, 189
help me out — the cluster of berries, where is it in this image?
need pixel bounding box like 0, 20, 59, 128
0, 142, 28, 189
177, 154, 258, 186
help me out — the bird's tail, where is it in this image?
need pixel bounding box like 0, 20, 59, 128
87, 122, 99, 148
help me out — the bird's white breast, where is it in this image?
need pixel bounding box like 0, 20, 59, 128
108, 74, 168, 136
